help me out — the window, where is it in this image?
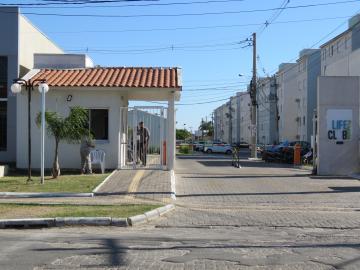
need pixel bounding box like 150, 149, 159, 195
88, 109, 109, 140
0, 102, 6, 151
330, 45, 334, 56
303, 116, 306, 125
0, 56, 7, 151
345, 37, 349, 49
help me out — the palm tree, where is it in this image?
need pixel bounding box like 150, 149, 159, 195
36, 107, 89, 178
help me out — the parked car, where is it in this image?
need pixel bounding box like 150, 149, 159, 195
261, 141, 311, 163
233, 141, 250, 148
193, 141, 205, 151
204, 143, 232, 154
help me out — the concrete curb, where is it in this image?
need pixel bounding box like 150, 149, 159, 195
127, 204, 175, 226
0, 192, 94, 198
0, 218, 55, 229
0, 204, 175, 229
55, 217, 112, 226
92, 170, 116, 193
349, 173, 360, 180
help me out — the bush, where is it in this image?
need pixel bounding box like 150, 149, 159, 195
179, 145, 191, 154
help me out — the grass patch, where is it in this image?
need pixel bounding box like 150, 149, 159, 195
0, 203, 161, 219
0, 173, 109, 193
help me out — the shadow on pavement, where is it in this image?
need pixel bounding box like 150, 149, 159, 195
181, 174, 310, 179
176, 188, 360, 197
329, 186, 360, 192
197, 160, 295, 168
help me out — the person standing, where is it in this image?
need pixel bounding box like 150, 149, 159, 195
137, 121, 150, 166
80, 135, 95, 174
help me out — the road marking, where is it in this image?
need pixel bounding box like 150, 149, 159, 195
125, 170, 145, 199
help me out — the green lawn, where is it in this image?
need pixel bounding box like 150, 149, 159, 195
0, 203, 161, 219
0, 173, 109, 193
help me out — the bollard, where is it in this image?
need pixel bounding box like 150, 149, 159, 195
163, 141, 167, 165
293, 143, 301, 165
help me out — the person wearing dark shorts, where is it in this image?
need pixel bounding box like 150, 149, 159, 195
137, 121, 150, 166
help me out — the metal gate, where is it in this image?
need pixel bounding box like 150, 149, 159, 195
119, 106, 167, 169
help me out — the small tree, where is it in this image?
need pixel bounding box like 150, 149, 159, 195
36, 107, 89, 178
176, 129, 191, 140
199, 120, 214, 137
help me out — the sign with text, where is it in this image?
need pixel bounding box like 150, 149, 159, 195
326, 109, 352, 142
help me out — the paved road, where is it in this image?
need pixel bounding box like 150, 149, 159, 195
1, 152, 360, 269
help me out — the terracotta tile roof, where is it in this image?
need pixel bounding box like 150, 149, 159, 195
30, 67, 181, 89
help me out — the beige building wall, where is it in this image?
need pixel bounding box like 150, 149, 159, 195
19, 15, 63, 74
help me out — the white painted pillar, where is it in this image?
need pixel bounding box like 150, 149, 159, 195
167, 95, 176, 170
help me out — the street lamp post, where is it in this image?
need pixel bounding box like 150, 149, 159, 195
38, 82, 49, 184
11, 78, 47, 183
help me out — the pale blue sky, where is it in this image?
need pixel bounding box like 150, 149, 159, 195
6, 0, 360, 131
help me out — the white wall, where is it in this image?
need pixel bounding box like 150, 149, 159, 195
317, 76, 360, 175
16, 89, 126, 170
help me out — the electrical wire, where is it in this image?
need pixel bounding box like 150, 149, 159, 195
1, 0, 359, 18
3, 0, 245, 8
45, 16, 351, 35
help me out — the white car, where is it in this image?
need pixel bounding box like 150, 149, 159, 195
204, 143, 233, 154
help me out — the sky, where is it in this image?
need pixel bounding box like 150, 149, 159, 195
4, 0, 360, 131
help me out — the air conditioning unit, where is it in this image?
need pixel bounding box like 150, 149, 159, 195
295, 98, 300, 102
295, 117, 301, 122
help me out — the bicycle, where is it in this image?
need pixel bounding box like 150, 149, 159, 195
231, 147, 241, 168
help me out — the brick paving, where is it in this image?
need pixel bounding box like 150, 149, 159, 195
151, 153, 360, 230
95, 169, 172, 202
1, 152, 360, 269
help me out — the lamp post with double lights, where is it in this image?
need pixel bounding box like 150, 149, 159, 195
11, 78, 48, 183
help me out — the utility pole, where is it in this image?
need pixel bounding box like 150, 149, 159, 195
250, 32, 257, 158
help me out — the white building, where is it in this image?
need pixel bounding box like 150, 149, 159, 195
238, 92, 251, 143
214, 91, 251, 144
256, 76, 278, 145
296, 49, 321, 142
321, 14, 360, 76
277, 63, 298, 142
16, 59, 181, 171
214, 103, 229, 143
320, 15, 360, 76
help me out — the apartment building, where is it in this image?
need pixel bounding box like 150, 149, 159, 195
321, 14, 360, 76
296, 49, 321, 142
238, 92, 251, 143
0, 7, 63, 163
214, 103, 229, 143
277, 63, 298, 142
213, 91, 251, 144
256, 76, 278, 145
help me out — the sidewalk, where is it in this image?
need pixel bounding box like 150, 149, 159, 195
95, 169, 173, 203
0, 169, 174, 205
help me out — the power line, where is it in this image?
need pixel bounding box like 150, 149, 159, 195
256, 0, 290, 36
45, 16, 352, 34
2, 0, 359, 18
66, 40, 248, 54
3, 0, 245, 8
